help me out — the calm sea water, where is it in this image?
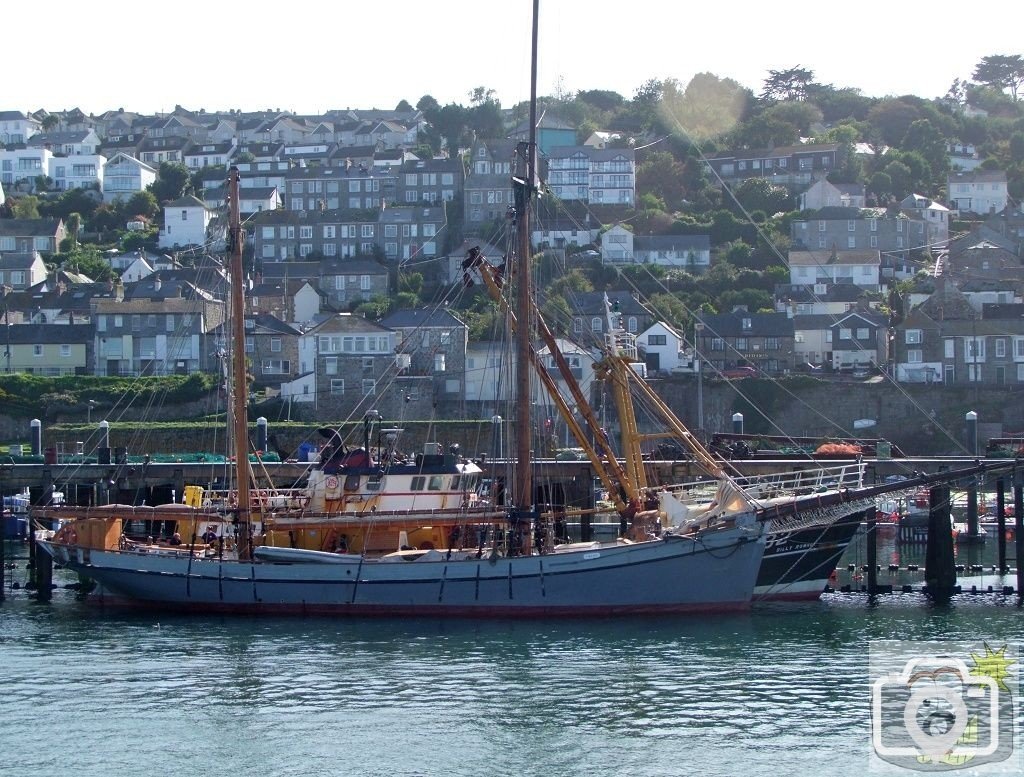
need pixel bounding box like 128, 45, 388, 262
2, 536, 1023, 777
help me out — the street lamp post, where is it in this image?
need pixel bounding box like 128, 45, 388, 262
87, 400, 96, 425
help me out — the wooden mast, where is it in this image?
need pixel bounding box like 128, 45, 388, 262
513, 0, 540, 514
227, 167, 252, 557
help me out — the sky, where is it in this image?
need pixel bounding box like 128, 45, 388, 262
6, 0, 1022, 117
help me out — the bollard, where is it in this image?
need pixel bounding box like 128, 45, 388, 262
732, 413, 744, 434
30, 418, 42, 456
257, 417, 268, 455
996, 478, 1007, 572
925, 484, 956, 598
965, 411, 978, 456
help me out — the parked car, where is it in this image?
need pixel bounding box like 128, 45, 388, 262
851, 367, 869, 378
721, 366, 757, 379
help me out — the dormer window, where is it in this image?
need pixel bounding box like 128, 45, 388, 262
742, 318, 752, 330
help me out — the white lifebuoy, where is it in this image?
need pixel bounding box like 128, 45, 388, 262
325, 475, 340, 490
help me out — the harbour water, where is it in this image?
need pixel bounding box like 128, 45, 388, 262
2, 536, 1023, 777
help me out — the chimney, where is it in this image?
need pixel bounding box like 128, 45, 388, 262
154, 277, 162, 292
114, 280, 124, 302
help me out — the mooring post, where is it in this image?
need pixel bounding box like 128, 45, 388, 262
257, 416, 268, 454
732, 413, 744, 434
925, 483, 956, 597
996, 477, 1007, 573
866, 507, 878, 593
30, 418, 42, 456
97, 419, 111, 465
1015, 470, 1024, 596
966, 477, 979, 538
35, 549, 52, 602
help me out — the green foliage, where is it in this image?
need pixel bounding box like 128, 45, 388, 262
11, 196, 40, 219
0, 373, 219, 418
39, 188, 100, 223
125, 190, 159, 219
761, 66, 815, 101
50, 244, 114, 281
973, 54, 1024, 101
148, 161, 193, 204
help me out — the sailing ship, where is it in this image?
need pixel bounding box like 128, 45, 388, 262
34, 4, 771, 614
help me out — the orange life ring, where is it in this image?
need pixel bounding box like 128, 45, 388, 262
325, 476, 340, 490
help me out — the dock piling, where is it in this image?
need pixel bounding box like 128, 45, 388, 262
1015, 471, 1024, 597
996, 477, 1007, 572
866, 508, 878, 593
925, 484, 956, 597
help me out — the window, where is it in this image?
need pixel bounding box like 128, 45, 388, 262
325, 357, 338, 375
300, 226, 313, 239
965, 337, 985, 361
384, 224, 398, 237
945, 338, 955, 359
627, 317, 637, 332
870, 236, 878, 248
330, 379, 345, 395
166, 315, 175, 332
735, 338, 748, 351
765, 337, 780, 351
711, 338, 725, 351
361, 379, 376, 396
244, 337, 254, 353
856, 328, 869, 339
181, 210, 188, 221
270, 338, 282, 353
847, 236, 856, 248
648, 334, 667, 346
60, 345, 70, 357
839, 328, 852, 340
591, 317, 602, 332
261, 359, 290, 374
907, 349, 923, 364
361, 225, 374, 238
434, 353, 446, 372
905, 329, 922, 344
360, 275, 370, 291
33, 345, 43, 357
995, 339, 1007, 358
847, 220, 855, 231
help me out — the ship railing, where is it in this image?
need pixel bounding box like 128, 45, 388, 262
659, 462, 866, 505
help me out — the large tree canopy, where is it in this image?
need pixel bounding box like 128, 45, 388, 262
761, 66, 815, 101
973, 54, 1024, 101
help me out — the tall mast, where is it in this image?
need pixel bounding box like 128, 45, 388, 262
227, 167, 251, 557
513, 0, 540, 511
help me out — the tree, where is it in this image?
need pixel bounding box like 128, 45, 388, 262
40, 114, 59, 131
576, 89, 624, 112
660, 72, 750, 143
416, 94, 440, 114
731, 113, 800, 148
125, 190, 159, 219
866, 98, 923, 146
12, 196, 40, 219
901, 119, 948, 182
729, 178, 792, 217
395, 99, 413, 112
468, 86, 496, 106
973, 54, 1024, 101
636, 150, 686, 210
66, 213, 81, 248
148, 161, 193, 204
882, 160, 913, 199
761, 66, 815, 101
868, 171, 892, 199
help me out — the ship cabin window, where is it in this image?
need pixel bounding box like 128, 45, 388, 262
366, 475, 382, 492
411, 476, 426, 491
451, 475, 461, 490
428, 475, 444, 491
